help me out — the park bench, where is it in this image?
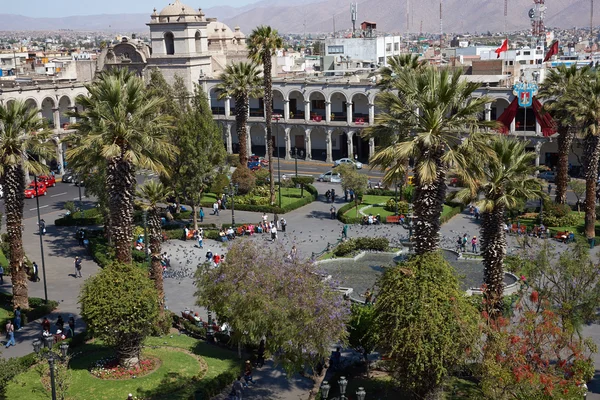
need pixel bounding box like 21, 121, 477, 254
386, 215, 401, 224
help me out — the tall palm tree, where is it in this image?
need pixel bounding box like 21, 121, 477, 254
538, 64, 590, 204
137, 181, 171, 315
248, 26, 283, 205
67, 69, 175, 264
568, 71, 600, 240
365, 67, 495, 255
216, 62, 263, 168
455, 138, 542, 317
0, 100, 52, 309
377, 53, 426, 90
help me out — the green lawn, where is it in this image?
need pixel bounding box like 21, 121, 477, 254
517, 211, 592, 237
343, 198, 453, 221
0, 249, 7, 270
202, 187, 312, 208
6, 335, 239, 400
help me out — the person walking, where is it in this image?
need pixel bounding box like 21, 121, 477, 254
74, 256, 83, 278
56, 315, 64, 331
471, 236, 478, 253
197, 228, 204, 248
341, 225, 348, 239
331, 189, 336, 203
0, 264, 4, 284
39, 219, 46, 235
244, 360, 255, 385
330, 205, 336, 220
547, 183, 552, 195
199, 207, 204, 223
14, 307, 21, 331
280, 218, 287, 232
5, 320, 15, 348
68, 316, 75, 334
461, 234, 468, 252
212, 202, 219, 216
32, 262, 40, 282
270, 223, 278, 242
77, 229, 85, 246
232, 376, 245, 399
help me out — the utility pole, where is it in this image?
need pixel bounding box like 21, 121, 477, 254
504, 0, 508, 35
333, 14, 336, 38
439, 0, 443, 61
592, 0, 595, 45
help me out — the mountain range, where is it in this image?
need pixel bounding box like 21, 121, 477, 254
0, 0, 593, 34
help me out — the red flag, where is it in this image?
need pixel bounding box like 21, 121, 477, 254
543, 41, 559, 62
495, 39, 508, 58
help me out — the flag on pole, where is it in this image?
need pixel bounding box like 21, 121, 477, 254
495, 39, 508, 58
543, 41, 559, 62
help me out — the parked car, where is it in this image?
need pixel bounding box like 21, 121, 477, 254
249, 155, 268, 167
37, 175, 56, 187
62, 170, 75, 183
538, 171, 557, 183
247, 160, 261, 171
333, 158, 363, 169
0, 184, 3, 199
318, 170, 342, 183
24, 182, 47, 199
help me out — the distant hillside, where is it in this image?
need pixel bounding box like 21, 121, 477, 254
0, 0, 594, 34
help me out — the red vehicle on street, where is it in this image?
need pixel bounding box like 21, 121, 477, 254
24, 182, 47, 199
38, 175, 56, 187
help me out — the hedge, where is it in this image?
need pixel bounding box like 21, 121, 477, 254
0, 353, 38, 395
54, 208, 103, 226
440, 205, 463, 225
0, 292, 58, 328
337, 202, 362, 224
333, 237, 390, 257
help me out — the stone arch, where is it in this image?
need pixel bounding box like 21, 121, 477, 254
351, 93, 369, 123
288, 90, 305, 120
195, 31, 202, 53
250, 124, 266, 157
331, 128, 348, 160
330, 91, 348, 122
273, 122, 286, 158
210, 88, 226, 115
164, 32, 175, 55
40, 97, 55, 128
25, 97, 40, 112
310, 127, 328, 161
249, 94, 263, 117
272, 89, 285, 116
491, 98, 510, 123
58, 95, 72, 127
308, 91, 326, 120
290, 126, 307, 158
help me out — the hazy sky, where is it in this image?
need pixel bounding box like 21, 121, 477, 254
2, 0, 256, 17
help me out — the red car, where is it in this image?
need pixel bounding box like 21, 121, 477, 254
38, 175, 56, 187
24, 182, 47, 199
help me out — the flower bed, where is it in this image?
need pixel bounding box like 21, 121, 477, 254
89, 357, 160, 380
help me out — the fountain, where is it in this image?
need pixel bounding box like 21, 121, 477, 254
316, 249, 518, 300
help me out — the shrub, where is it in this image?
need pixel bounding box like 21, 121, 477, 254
64, 201, 75, 214
210, 173, 230, 197
0, 353, 38, 395
231, 167, 256, 195
384, 199, 409, 214
253, 169, 270, 186
440, 205, 463, 225
194, 369, 239, 399
337, 202, 362, 224
54, 207, 103, 226
334, 237, 390, 257
0, 249, 7, 270
543, 213, 580, 228
226, 154, 240, 167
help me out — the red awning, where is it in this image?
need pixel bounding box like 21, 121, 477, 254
495, 96, 556, 137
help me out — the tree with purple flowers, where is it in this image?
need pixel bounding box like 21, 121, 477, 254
195, 240, 349, 380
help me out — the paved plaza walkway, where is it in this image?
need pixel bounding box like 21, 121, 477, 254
3, 181, 600, 399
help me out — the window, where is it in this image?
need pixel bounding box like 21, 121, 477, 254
328, 45, 344, 54
378, 57, 384, 63
386, 43, 391, 52
523, 51, 531, 55
394, 42, 399, 51
195, 31, 202, 53
164, 32, 175, 55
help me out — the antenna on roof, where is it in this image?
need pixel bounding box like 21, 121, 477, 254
351, 3, 358, 37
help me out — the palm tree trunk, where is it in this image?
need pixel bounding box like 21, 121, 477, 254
236, 93, 250, 167
148, 209, 164, 313
263, 56, 276, 205
555, 127, 574, 204
584, 135, 600, 239
107, 157, 135, 264
481, 205, 506, 318
413, 151, 446, 255
3, 165, 29, 309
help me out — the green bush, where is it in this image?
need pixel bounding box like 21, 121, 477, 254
334, 237, 390, 257
0, 249, 7, 270
253, 169, 270, 186
232, 167, 256, 195
54, 207, 103, 226
337, 202, 362, 224
0, 294, 58, 329
384, 199, 409, 214
173, 210, 193, 220
226, 154, 241, 167
211, 173, 230, 197
194, 369, 239, 399
543, 213, 580, 228
440, 205, 463, 225
0, 353, 38, 395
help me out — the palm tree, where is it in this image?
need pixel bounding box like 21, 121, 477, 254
137, 181, 171, 315
568, 71, 600, 240
248, 26, 283, 205
538, 64, 591, 204
455, 138, 542, 317
67, 69, 175, 264
216, 62, 263, 168
0, 101, 52, 309
365, 67, 495, 255
377, 54, 426, 90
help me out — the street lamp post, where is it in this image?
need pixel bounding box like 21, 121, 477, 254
228, 183, 238, 227
273, 114, 283, 209
320, 376, 365, 400
294, 147, 298, 178
33, 176, 49, 304
32, 339, 69, 400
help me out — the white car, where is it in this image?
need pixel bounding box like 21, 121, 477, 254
0, 184, 3, 199
318, 171, 342, 183
333, 158, 363, 169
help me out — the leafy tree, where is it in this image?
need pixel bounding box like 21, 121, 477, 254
311, 41, 321, 55
67, 69, 176, 263
248, 26, 283, 205
336, 164, 368, 216
196, 240, 349, 380
375, 252, 480, 398
137, 180, 172, 320
215, 62, 263, 167
569, 179, 586, 212
455, 137, 542, 317
291, 176, 314, 198
210, 173, 230, 198
348, 303, 378, 377
0, 100, 52, 309
79, 262, 159, 367
538, 64, 591, 204
172, 83, 226, 229
480, 289, 595, 399
364, 67, 495, 255
231, 167, 256, 195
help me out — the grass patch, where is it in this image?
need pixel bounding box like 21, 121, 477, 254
6, 335, 240, 400
0, 249, 7, 270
